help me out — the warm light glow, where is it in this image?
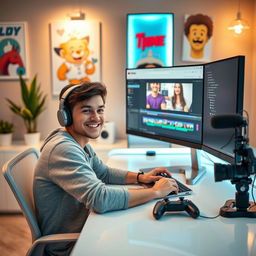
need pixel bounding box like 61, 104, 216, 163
228, 9, 249, 35
228, 17, 249, 35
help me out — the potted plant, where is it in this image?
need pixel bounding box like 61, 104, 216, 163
0, 120, 14, 146
6, 74, 47, 145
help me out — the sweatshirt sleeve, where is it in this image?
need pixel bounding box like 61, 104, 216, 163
48, 142, 130, 213
86, 144, 129, 185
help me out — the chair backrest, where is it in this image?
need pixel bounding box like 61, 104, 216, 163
2, 148, 41, 242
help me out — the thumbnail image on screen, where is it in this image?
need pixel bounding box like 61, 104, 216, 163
145, 82, 193, 112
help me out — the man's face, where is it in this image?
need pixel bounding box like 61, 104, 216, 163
151, 83, 160, 93
188, 24, 209, 51
70, 95, 105, 142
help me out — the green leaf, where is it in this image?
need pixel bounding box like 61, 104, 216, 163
6, 74, 47, 133
19, 73, 30, 106
21, 108, 33, 120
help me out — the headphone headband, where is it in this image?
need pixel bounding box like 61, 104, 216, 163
59, 84, 82, 110
57, 84, 82, 127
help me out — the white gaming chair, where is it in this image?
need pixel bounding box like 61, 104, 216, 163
2, 148, 79, 256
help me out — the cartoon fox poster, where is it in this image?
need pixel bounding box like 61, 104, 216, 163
50, 21, 101, 96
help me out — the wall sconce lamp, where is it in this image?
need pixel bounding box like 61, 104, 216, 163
228, 0, 249, 35
68, 11, 86, 20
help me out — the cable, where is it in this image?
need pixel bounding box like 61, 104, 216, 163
220, 133, 235, 150
199, 214, 220, 219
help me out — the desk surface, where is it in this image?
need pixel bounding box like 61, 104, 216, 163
72, 148, 256, 256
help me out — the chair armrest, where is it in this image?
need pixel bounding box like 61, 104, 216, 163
26, 233, 80, 256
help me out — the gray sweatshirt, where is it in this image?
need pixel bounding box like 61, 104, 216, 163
33, 128, 130, 255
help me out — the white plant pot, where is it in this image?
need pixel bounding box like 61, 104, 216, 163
24, 132, 41, 146
0, 133, 13, 146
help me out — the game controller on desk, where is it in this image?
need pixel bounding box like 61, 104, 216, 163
153, 197, 200, 220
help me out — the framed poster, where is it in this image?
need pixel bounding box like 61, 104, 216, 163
182, 13, 213, 62
0, 22, 28, 79
127, 13, 174, 69
50, 21, 101, 96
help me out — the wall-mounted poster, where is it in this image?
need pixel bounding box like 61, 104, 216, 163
50, 21, 101, 96
0, 22, 28, 79
182, 13, 213, 62
127, 13, 174, 68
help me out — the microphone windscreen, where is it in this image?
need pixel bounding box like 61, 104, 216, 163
211, 114, 244, 129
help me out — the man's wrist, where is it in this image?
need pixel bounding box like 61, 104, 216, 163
137, 171, 144, 183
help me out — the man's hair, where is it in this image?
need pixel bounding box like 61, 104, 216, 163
59, 82, 107, 112
184, 14, 213, 38
149, 82, 161, 91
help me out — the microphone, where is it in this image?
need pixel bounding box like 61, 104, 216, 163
211, 114, 244, 129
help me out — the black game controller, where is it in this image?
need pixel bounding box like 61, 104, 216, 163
153, 197, 200, 220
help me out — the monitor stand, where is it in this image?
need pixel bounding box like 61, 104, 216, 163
166, 148, 206, 185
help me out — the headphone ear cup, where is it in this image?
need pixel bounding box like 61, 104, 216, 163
57, 108, 72, 127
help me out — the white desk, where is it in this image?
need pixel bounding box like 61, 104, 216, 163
71, 148, 256, 256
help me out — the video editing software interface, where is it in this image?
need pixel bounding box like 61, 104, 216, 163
126, 56, 244, 160
126, 65, 204, 147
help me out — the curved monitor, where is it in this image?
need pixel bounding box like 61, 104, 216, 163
126, 56, 245, 164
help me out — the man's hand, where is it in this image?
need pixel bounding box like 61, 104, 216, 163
138, 167, 172, 184
151, 177, 178, 198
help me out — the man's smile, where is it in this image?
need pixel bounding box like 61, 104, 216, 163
85, 123, 101, 128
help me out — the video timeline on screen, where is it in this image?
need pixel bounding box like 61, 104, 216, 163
142, 116, 200, 133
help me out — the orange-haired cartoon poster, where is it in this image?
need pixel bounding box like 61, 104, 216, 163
50, 21, 101, 95
182, 14, 213, 62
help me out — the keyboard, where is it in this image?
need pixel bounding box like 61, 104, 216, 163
168, 176, 192, 196
139, 167, 192, 197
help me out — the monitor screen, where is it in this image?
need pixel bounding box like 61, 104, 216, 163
126, 65, 204, 149
126, 56, 245, 164
202, 56, 244, 162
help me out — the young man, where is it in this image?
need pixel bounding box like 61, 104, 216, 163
146, 82, 166, 110
34, 82, 178, 255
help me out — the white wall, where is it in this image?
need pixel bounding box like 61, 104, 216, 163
0, 0, 255, 146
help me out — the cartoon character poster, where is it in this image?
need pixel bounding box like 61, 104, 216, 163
0, 22, 28, 79
182, 14, 213, 62
127, 13, 174, 68
50, 21, 101, 96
